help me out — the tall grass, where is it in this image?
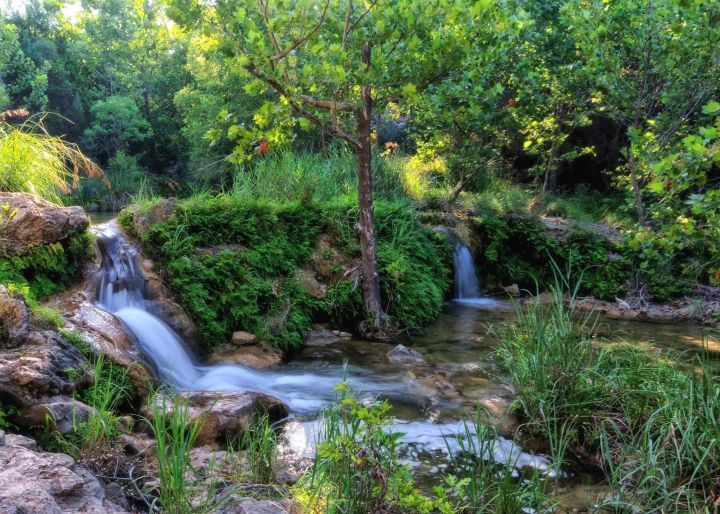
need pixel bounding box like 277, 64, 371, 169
0, 119, 105, 203
496, 272, 720, 511
240, 413, 277, 484
442, 410, 553, 513
231, 147, 405, 203
148, 394, 213, 514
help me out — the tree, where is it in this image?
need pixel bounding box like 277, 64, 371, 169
565, 0, 720, 223
82, 95, 152, 162
169, 0, 496, 331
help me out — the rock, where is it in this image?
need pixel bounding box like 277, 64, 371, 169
146, 391, 289, 445
207, 341, 282, 369
0, 430, 4, 446
5, 433, 37, 450
386, 344, 426, 365
132, 197, 178, 236
0, 192, 89, 256
0, 285, 30, 347
230, 331, 259, 346
47, 290, 156, 398
305, 328, 352, 347
295, 267, 326, 299
0, 435, 131, 513
503, 284, 521, 297
16, 397, 94, 434
0, 330, 89, 408
216, 495, 291, 514
118, 433, 155, 456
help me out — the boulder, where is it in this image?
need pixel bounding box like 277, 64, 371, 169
16, 397, 94, 434
0, 330, 89, 407
146, 391, 288, 445
0, 192, 89, 256
0, 285, 30, 347
132, 197, 178, 236
207, 341, 282, 369
216, 497, 291, 514
230, 331, 258, 346
0, 433, 131, 513
386, 344, 426, 365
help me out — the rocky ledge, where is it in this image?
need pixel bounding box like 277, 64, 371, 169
0, 430, 131, 513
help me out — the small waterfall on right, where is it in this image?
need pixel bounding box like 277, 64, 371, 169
448, 232, 500, 307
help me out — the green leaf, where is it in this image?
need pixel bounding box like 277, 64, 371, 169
702, 101, 720, 115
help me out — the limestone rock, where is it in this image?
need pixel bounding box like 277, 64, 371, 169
386, 344, 426, 365
147, 391, 288, 445
216, 494, 292, 514
132, 197, 178, 236
0, 192, 89, 256
0, 285, 30, 347
0, 435, 131, 513
16, 397, 94, 434
503, 283, 521, 297
230, 331, 258, 346
208, 341, 282, 369
0, 330, 89, 407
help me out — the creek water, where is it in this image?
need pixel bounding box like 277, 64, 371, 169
91, 221, 714, 511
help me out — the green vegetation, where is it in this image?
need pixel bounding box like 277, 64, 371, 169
0, 228, 92, 300
496, 277, 720, 512
148, 394, 217, 514
0, 120, 103, 203
124, 195, 451, 349
238, 413, 277, 484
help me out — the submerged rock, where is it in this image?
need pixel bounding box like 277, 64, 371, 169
386, 344, 426, 365
0, 431, 131, 513
146, 391, 289, 445
0, 192, 89, 256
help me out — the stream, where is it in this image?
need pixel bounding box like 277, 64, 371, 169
90, 218, 715, 511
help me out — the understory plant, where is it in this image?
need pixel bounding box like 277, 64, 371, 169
496, 273, 720, 511
148, 394, 217, 514
439, 410, 553, 513
240, 412, 277, 484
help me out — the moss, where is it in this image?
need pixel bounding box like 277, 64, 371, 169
0, 229, 93, 301
129, 196, 452, 350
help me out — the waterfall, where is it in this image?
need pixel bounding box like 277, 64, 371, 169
446, 230, 500, 307
92, 222, 340, 412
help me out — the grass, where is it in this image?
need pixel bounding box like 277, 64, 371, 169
240, 413, 278, 484
148, 394, 219, 514
0, 118, 104, 204
440, 410, 553, 513
495, 272, 720, 512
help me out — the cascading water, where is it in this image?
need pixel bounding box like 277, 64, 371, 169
448, 233, 500, 307
92, 222, 344, 412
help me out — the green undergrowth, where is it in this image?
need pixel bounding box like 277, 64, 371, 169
121, 195, 452, 350
0, 229, 93, 300
469, 210, 692, 301
496, 277, 720, 511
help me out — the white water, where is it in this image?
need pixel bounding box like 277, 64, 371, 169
93, 223, 344, 414
449, 235, 501, 307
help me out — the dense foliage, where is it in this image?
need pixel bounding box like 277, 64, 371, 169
121, 195, 451, 349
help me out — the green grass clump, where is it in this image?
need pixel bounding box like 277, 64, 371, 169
0, 119, 104, 204
130, 195, 451, 350
496, 275, 720, 512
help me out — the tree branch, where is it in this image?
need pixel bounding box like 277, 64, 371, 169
244, 64, 361, 149
270, 0, 331, 62
299, 95, 358, 112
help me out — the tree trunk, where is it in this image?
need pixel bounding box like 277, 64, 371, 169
628, 151, 646, 224
356, 42, 384, 330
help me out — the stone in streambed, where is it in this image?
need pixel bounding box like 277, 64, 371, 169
230, 331, 259, 346
208, 340, 282, 369
145, 391, 288, 445
386, 344, 426, 365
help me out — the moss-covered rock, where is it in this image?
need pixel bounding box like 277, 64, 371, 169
123, 196, 452, 350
